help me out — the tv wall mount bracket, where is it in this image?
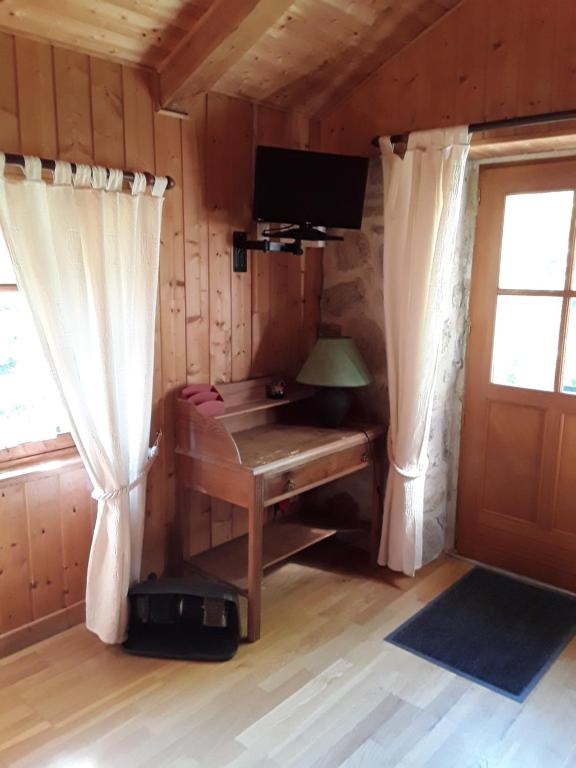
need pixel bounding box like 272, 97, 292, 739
232, 226, 343, 273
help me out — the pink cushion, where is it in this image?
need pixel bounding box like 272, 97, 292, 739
189, 391, 220, 405
197, 400, 226, 417
181, 383, 212, 399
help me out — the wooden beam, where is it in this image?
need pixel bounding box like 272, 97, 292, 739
158, 0, 294, 113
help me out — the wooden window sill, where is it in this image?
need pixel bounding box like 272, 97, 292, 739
0, 447, 83, 485
0, 432, 76, 465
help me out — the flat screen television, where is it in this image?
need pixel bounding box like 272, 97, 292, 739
253, 146, 369, 231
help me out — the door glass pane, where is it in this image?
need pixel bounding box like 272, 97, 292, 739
491, 295, 562, 391
562, 298, 576, 394
499, 191, 573, 290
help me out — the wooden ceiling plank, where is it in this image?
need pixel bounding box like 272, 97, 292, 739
158, 0, 295, 113
0, 0, 217, 68
43, 0, 205, 59
213, 0, 462, 116
109, 0, 212, 29
0, 9, 152, 65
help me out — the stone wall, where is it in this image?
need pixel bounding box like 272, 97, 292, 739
319, 157, 478, 563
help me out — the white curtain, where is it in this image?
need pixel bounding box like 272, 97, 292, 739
0, 155, 166, 643
378, 127, 470, 576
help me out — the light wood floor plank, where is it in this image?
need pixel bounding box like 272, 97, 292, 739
0, 545, 575, 768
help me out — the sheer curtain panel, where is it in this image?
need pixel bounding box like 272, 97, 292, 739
0, 155, 167, 643
378, 128, 470, 575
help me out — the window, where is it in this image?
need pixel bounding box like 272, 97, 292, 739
0, 236, 71, 455
490, 191, 576, 394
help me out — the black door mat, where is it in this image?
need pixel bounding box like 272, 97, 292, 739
386, 567, 576, 701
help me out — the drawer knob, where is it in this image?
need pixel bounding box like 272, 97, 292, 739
285, 478, 296, 491
361, 453, 369, 463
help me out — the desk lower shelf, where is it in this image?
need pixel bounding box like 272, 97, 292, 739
184, 520, 339, 595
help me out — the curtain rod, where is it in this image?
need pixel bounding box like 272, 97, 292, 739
3, 153, 176, 190
370, 109, 576, 148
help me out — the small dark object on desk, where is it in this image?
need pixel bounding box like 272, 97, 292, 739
266, 379, 286, 399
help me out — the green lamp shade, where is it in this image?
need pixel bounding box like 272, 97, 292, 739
296, 337, 372, 388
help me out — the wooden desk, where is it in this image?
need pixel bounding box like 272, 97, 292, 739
175, 377, 383, 641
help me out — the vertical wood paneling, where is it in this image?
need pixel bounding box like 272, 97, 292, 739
59, 469, 93, 606
551, 0, 576, 117
0, 484, 32, 632
154, 113, 187, 545
515, 0, 555, 119
26, 476, 65, 619
182, 94, 210, 385
0, 466, 94, 644
14, 38, 57, 157
483, 0, 525, 122
229, 103, 255, 384
206, 93, 254, 384
202, 94, 254, 544
452, 0, 487, 125
419, 10, 458, 127
155, 111, 187, 393
0, 33, 20, 153
321, 0, 576, 154
181, 94, 212, 557
121, 68, 155, 171
53, 49, 93, 162
89, 58, 125, 168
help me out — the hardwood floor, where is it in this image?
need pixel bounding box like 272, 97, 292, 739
1, 544, 576, 768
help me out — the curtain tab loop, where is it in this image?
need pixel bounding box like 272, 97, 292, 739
24, 156, 42, 181
53, 161, 72, 186
152, 175, 168, 198
106, 168, 123, 192
73, 164, 92, 188
91, 166, 107, 190
91, 432, 162, 503
130, 172, 147, 196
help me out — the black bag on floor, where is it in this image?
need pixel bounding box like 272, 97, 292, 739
123, 575, 240, 661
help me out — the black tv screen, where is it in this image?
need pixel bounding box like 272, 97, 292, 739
253, 146, 369, 230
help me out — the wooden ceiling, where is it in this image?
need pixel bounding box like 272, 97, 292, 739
0, 0, 214, 68
213, 0, 462, 115
0, 0, 462, 116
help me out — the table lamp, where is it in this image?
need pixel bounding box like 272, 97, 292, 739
296, 337, 372, 427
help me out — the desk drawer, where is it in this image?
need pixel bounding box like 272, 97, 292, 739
264, 443, 370, 505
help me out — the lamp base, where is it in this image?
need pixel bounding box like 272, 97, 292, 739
316, 387, 352, 428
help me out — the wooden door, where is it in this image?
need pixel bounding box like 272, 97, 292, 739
457, 159, 576, 591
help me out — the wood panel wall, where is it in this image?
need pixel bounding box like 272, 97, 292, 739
0, 458, 94, 655
320, 0, 576, 154
0, 32, 321, 647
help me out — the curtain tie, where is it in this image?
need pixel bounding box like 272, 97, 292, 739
91, 432, 162, 502
387, 430, 428, 480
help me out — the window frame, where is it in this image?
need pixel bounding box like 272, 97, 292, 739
0, 279, 75, 465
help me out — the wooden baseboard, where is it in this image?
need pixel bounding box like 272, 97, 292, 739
0, 602, 85, 658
